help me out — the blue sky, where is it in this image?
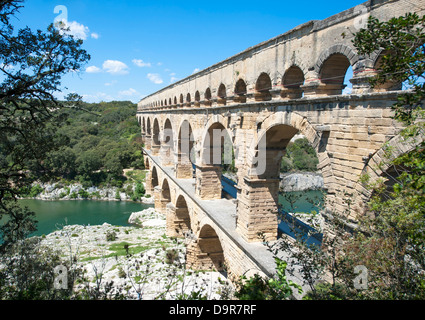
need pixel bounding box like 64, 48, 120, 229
13, 0, 363, 103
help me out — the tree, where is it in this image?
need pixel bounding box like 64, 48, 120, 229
0, 0, 90, 244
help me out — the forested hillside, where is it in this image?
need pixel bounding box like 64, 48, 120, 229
41, 101, 144, 187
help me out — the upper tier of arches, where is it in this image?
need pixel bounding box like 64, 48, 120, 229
142, 48, 398, 110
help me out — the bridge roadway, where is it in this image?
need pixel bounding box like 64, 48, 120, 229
144, 147, 309, 290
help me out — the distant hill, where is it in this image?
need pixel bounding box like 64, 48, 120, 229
42, 100, 144, 187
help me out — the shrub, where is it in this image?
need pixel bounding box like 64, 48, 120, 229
106, 230, 117, 242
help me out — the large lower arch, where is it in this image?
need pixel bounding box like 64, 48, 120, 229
353, 131, 425, 216
186, 224, 225, 272
145, 165, 159, 196
155, 178, 172, 214
236, 112, 333, 242
166, 194, 192, 238
196, 118, 234, 200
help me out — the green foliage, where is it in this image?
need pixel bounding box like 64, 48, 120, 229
234, 258, 302, 300
0, 237, 77, 300
78, 189, 90, 199
280, 138, 319, 173
29, 184, 44, 198
43, 101, 144, 186
106, 230, 117, 242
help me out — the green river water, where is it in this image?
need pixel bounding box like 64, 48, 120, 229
17, 190, 324, 238
19, 199, 153, 237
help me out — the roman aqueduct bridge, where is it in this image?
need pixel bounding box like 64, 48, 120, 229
136, 0, 424, 282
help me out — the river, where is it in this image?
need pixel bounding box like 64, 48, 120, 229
19, 200, 153, 237
18, 190, 324, 238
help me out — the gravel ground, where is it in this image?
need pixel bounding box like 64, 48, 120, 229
39, 208, 232, 300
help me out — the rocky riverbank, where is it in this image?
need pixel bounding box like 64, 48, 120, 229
280, 172, 324, 192
38, 207, 230, 300
25, 181, 154, 205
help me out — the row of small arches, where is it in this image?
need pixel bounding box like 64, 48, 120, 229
143, 47, 397, 109
147, 65, 312, 108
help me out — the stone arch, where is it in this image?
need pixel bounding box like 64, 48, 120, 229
146, 117, 151, 135
255, 72, 272, 101
358, 131, 424, 201
179, 93, 184, 104
319, 53, 351, 85
315, 44, 359, 73
314, 45, 358, 96
155, 177, 172, 214
204, 87, 212, 107
174, 96, 177, 105
199, 115, 234, 167
161, 118, 175, 166
237, 112, 333, 242
161, 178, 171, 202
234, 78, 247, 103
151, 165, 159, 189
186, 93, 191, 107
171, 194, 192, 238
217, 83, 227, 106
141, 117, 146, 134
175, 119, 195, 179
194, 90, 201, 107
196, 116, 235, 200
151, 117, 161, 155
186, 224, 225, 272
371, 50, 402, 92
281, 65, 305, 99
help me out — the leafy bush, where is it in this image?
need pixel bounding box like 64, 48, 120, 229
280, 138, 319, 173
29, 184, 44, 197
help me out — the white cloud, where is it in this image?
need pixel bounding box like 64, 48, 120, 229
82, 92, 114, 103
132, 59, 151, 68
56, 20, 99, 41
60, 21, 89, 40
192, 68, 200, 74
119, 88, 139, 96
147, 73, 163, 84
170, 77, 179, 83
105, 80, 117, 86
103, 60, 129, 75
86, 66, 102, 73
